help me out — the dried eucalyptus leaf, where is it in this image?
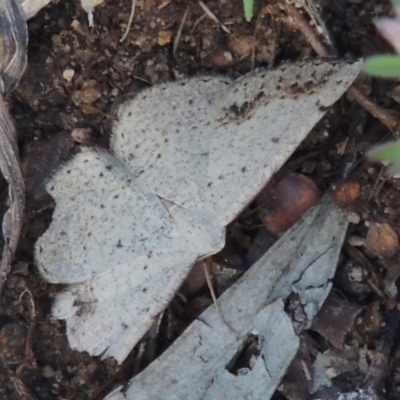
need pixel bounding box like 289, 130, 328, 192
0, 0, 27, 94
105, 195, 348, 400
0, 0, 27, 293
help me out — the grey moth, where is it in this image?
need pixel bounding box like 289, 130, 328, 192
35, 59, 361, 363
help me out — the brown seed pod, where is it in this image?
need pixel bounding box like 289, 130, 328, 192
256, 173, 321, 235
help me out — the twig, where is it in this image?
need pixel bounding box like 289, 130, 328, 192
287, 0, 335, 52
120, 0, 136, 42
368, 165, 387, 202
203, 259, 220, 315
344, 244, 386, 300
198, 1, 230, 34
9, 289, 36, 400
285, 4, 330, 56
10, 376, 31, 400
251, 7, 266, 71
173, 6, 189, 56
15, 289, 36, 378
362, 306, 400, 394
284, 3, 400, 138
347, 86, 400, 137
191, 14, 207, 34
203, 259, 237, 334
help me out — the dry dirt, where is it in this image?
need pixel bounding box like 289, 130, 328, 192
2, 0, 400, 399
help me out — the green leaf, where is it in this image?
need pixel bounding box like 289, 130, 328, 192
368, 142, 400, 174
363, 55, 400, 78
243, 0, 253, 22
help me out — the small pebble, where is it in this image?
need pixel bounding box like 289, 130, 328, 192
62, 68, 75, 82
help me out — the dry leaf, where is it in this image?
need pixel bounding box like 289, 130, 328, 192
0, 0, 28, 293
157, 30, 173, 46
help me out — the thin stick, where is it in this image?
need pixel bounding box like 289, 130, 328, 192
348, 86, 400, 137
198, 1, 230, 34
173, 6, 190, 56
203, 259, 237, 334
284, 3, 400, 138
203, 259, 220, 311
12, 289, 36, 400
368, 165, 386, 202
120, 0, 136, 42
285, 4, 330, 57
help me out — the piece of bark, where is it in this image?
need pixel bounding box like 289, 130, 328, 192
105, 194, 349, 400
312, 291, 364, 349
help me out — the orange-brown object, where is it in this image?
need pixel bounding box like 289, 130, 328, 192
256, 173, 321, 235
205, 47, 234, 70
227, 36, 255, 60
157, 30, 173, 46
333, 181, 361, 210
73, 84, 101, 105
366, 221, 399, 258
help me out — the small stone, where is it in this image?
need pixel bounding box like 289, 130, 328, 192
43, 365, 55, 379
73, 82, 101, 105
347, 212, 360, 224
71, 128, 92, 144
80, 85, 101, 104
62, 68, 75, 82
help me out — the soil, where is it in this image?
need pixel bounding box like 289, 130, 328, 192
1, 0, 400, 399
